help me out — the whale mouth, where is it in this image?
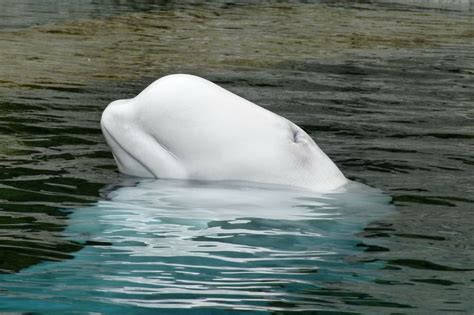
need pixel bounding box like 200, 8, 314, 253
101, 126, 154, 177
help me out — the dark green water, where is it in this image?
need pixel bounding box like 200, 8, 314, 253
0, 0, 473, 313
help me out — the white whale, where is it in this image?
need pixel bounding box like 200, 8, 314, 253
101, 74, 347, 191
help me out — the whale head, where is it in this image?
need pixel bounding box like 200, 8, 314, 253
101, 74, 348, 191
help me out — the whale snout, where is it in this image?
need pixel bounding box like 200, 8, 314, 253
101, 99, 132, 132
101, 98, 157, 178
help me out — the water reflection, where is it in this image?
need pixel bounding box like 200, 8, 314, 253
0, 179, 393, 312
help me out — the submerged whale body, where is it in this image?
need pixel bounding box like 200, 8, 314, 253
101, 74, 347, 191
0, 179, 393, 312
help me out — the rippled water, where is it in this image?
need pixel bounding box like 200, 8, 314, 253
0, 180, 393, 312
0, 0, 473, 313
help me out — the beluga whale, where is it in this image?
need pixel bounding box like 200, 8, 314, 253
101, 74, 348, 191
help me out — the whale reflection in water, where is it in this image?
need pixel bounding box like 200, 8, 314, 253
1, 179, 393, 312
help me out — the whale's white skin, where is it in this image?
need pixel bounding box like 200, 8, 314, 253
101, 74, 348, 191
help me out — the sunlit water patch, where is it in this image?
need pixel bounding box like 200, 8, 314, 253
0, 179, 393, 313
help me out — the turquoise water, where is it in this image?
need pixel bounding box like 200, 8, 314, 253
0, 180, 393, 313
0, 0, 473, 313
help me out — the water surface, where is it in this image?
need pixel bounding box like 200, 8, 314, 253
0, 0, 473, 313
0, 179, 394, 313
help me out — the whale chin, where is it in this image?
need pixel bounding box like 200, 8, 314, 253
102, 125, 153, 178
101, 74, 348, 192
